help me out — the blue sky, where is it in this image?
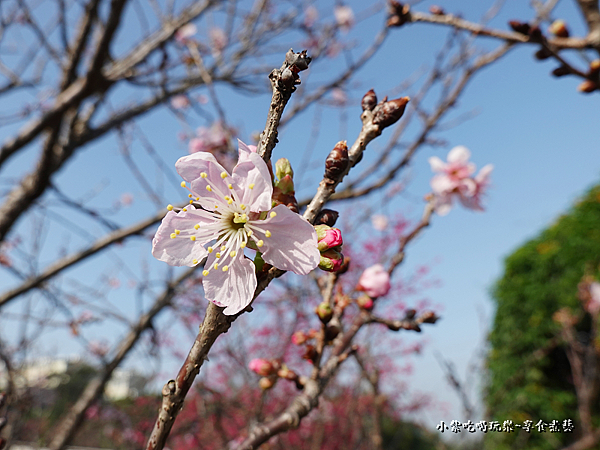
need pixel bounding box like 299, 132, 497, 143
1, 0, 599, 440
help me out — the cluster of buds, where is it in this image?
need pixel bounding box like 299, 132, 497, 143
387, 1, 411, 27
291, 329, 318, 345
578, 61, 600, 93
248, 359, 305, 390
272, 158, 300, 213
362, 89, 410, 130
279, 49, 312, 92
508, 20, 543, 41
315, 224, 345, 272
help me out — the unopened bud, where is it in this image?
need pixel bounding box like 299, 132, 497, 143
307, 329, 319, 339
357, 295, 374, 311
259, 377, 276, 390
404, 308, 416, 319
276, 174, 295, 194
372, 97, 410, 129
509, 20, 530, 35
315, 225, 343, 251
361, 89, 378, 111
319, 249, 344, 272
552, 65, 571, 77
325, 323, 341, 340
291, 330, 308, 345
419, 310, 438, 323
528, 25, 542, 41
315, 208, 339, 227
549, 19, 569, 37
325, 141, 349, 180
249, 358, 275, 376
589, 60, 600, 75
286, 48, 311, 72
578, 79, 598, 93
429, 5, 445, 15
316, 301, 333, 323
387, 1, 411, 27
534, 47, 552, 60
275, 158, 294, 180
302, 344, 318, 362
335, 293, 351, 309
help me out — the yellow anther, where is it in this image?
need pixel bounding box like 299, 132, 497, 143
170, 233, 176, 239
221, 245, 226, 252
240, 204, 246, 210
270, 212, 277, 218
189, 200, 193, 204
190, 236, 196, 241
257, 240, 264, 247
201, 172, 207, 178
175, 230, 181, 235
228, 184, 233, 189
222, 265, 229, 272
183, 208, 187, 212
216, 252, 221, 258
220, 172, 228, 179
240, 242, 247, 248
167, 204, 174, 211
181, 181, 186, 187
214, 205, 218, 209
230, 251, 236, 257
241, 214, 247, 221
208, 247, 214, 253
265, 230, 271, 238
194, 224, 200, 230
225, 196, 231, 201
196, 197, 199, 201
188, 194, 192, 198
192, 259, 198, 265
227, 199, 233, 205
206, 186, 212, 192
214, 263, 219, 270
202, 270, 209, 276
247, 229, 253, 236
249, 183, 255, 189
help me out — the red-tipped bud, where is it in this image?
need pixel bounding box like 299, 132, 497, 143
275, 158, 294, 180
357, 295, 374, 311
259, 377, 276, 390
361, 89, 378, 111
315, 225, 343, 251
316, 301, 334, 323
429, 5, 445, 15
549, 19, 569, 38
578, 79, 598, 93
292, 330, 308, 345
249, 358, 275, 376
315, 208, 339, 227
372, 97, 410, 129
509, 20, 530, 35
319, 249, 344, 272
325, 141, 349, 180
419, 310, 439, 324
552, 65, 571, 77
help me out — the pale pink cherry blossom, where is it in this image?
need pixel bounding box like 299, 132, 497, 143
188, 122, 230, 154
458, 163, 493, 211
175, 23, 197, 44
170, 95, 190, 109
304, 5, 319, 28
334, 5, 354, 32
209, 27, 228, 53
357, 264, 391, 298
371, 214, 388, 231
152, 140, 320, 315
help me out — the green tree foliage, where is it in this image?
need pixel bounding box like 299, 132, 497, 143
485, 184, 600, 449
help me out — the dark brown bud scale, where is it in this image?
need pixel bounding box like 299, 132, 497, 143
315, 209, 339, 227
552, 65, 571, 77
509, 20, 530, 35
404, 308, 416, 319
361, 89, 378, 111
534, 47, 552, 60
372, 96, 410, 129
528, 25, 543, 41
325, 141, 349, 180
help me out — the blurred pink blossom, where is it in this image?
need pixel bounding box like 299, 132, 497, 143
331, 88, 347, 105
175, 23, 197, 44
89, 340, 109, 357
586, 282, 600, 315
371, 214, 388, 231
188, 122, 230, 154
249, 358, 274, 376
305, 6, 319, 28
357, 264, 391, 298
210, 27, 228, 53
170, 95, 190, 109
334, 5, 354, 32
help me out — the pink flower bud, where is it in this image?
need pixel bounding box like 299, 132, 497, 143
315, 301, 333, 323
319, 249, 344, 272
291, 331, 307, 345
259, 377, 275, 390
357, 295, 374, 311
249, 358, 274, 376
315, 225, 343, 252
357, 264, 391, 298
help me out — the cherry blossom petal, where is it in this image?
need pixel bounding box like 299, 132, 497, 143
203, 252, 257, 315
251, 205, 320, 274
232, 152, 272, 212
152, 208, 212, 266
176, 152, 233, 209
447, 146, 471, 163
237, 139, 257, 162
430, 174, 455, 194
428, 156, 446, 172
476, 164, 494, 183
